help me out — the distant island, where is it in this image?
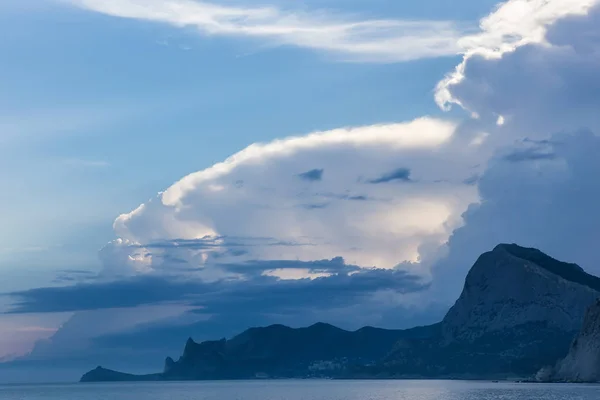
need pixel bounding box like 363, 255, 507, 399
80, 244, 600, 383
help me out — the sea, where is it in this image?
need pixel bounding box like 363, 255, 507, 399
0, 380, 598, 400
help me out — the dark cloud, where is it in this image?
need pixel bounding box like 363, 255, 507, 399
298, 169, 324, 182
192, 268, 426, 316
6, 259, 425, 315
368, 168, 412, 184
59, 269, 96, 275
502, 148, 557, 163
313, 192, 374, 202
346, 195, 369, 201
6, 277, 213, 314
445, 6, 600, 139
300, 203, 329, 210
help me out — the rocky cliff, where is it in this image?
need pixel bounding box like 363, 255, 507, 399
442, 244, 600, 341
546, 300, 600, 382
379, 244, 600, 378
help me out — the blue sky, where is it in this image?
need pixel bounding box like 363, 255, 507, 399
2, 0, 600, 382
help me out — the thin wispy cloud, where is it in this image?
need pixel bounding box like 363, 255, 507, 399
62, 0, 468, 62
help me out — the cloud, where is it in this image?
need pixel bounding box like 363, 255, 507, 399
57, 0, 600, 68
109, 117, 479, 274
298, 168, 324, 182
426, 3, 600, 303
435, 0, 599, 110
431, 130, 600, 301
61, 0, 469, 62
217, 256, 361, 278
6, 276, 211, 314
502, 148, 557, 163
7, 260, 427, 315
368, 168, 412, 184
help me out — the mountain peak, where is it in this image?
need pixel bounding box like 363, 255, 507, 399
491, 243, 600, 291
442, 244, 600, 342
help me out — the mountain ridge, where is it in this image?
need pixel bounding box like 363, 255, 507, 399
79, 243, 600, 382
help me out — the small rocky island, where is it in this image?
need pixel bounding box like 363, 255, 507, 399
80, 244, 600, 382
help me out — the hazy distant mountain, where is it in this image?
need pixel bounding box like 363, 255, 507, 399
80, 244, 600, 382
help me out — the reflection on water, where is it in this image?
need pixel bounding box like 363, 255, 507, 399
1, 380, 599, 400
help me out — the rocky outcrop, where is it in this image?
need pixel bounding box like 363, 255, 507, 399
548, 300, 600, 382
442, 244, 600, 342
380, 244, 600, 378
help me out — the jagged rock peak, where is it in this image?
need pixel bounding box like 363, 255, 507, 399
441, 244, 600, 342
183, 337, 198, 355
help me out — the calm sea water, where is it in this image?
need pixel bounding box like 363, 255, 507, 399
0, 380, 598, 400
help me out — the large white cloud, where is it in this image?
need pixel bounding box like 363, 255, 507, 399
107, 118, 481, 278
104, 0, 600, 291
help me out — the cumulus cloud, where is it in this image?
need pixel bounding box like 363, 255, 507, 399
109, 118, 480, 273
436, 0, 599, 110
60, 0, 468, 62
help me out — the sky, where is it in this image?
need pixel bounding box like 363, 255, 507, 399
1, 0, 600, 383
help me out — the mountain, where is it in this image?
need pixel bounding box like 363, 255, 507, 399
162, 323, 437, 379
374, 244, 600, 378
542, 299, 600, 382
80, 244, 600, 382
81, 323, 437, 381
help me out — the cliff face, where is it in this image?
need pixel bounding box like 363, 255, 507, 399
550, 300, 600, 382
380, 244, 600, 378
442, 244, 600, 342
